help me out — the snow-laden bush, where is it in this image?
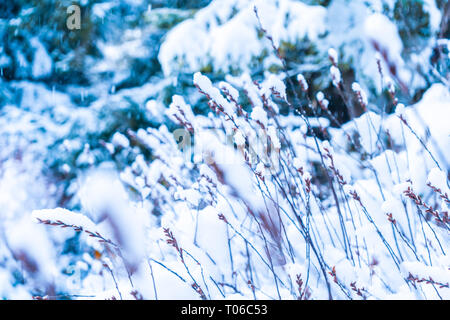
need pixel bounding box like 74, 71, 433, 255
31, 54, 450, 300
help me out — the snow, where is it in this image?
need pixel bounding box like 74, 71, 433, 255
364, 12, 407, 86
195, 206, 232, 274
159, 0, 326, 76
0, 0, 448, 301
267, 125, 281, 150
251, 106, 268, 127
5, 216, 57, 284
316, 91, 329, 109
352, 82, 368, 107
423, 0, 442, 32
30, 37, 52, 79
330, 66, 341, 87
219, 81, 239, 102
394, 103, 405, 116
427, 168, 449, 193
146, 99, 165, 122
194, 72, 235, 116
78, 168, 147, 270
166, 95, 197, 131
386, 83, 450, 172
32, 208, 99, 233
262, 74, 287, 101
111, 132, 130, 149
328, 47, 338, 65
364, 13, 403, 62
296, 73, 308, 92
344, 111, 382, 154
233, 130, 246, 147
